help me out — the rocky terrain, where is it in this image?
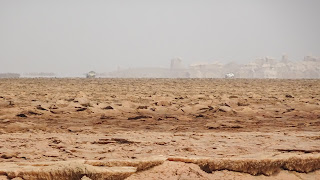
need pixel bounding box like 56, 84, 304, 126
0, 78, 319, 179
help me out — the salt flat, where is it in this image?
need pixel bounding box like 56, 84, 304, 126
0, 78, 319, 179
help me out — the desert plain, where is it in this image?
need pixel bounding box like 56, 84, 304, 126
0, 78, 320, 180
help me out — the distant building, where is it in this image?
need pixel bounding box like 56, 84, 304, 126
281, 54, 289, 63
86, 71, 96, 78
170, 57, 184, 70
304, 55, 320, 62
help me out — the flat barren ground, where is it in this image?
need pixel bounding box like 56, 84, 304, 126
0, 78, 320, 179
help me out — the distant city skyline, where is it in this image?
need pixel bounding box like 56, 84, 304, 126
0, 54, 315, 79
1, 53, 320, 78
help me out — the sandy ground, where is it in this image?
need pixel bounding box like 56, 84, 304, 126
0, 78, 319, 179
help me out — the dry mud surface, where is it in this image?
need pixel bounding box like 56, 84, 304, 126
0, 78, 319, 179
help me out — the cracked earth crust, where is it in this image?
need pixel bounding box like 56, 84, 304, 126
0, 78, 320, 179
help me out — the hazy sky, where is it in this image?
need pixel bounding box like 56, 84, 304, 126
1, 0, 320, 75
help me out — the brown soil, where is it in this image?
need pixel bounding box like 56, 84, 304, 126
0, 78, 319, 179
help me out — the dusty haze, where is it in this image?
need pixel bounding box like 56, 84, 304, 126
1, 0, 320, 76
